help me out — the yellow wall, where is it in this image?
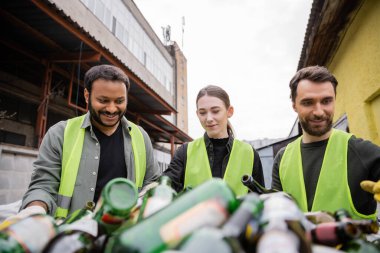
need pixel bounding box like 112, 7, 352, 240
328, 0, 380, 145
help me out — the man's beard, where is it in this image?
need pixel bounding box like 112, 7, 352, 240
88, 98, 126, 128
299, 115, 333, 137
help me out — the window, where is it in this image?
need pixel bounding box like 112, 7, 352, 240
0, 130, 26, 146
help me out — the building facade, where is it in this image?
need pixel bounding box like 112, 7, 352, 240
298, 0, 380, 145
0, 0, 191, 204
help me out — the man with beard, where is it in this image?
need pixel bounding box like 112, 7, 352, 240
271, 66, 380, 220
16, 65, 159, 218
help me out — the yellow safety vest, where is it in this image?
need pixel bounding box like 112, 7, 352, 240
184, 137, 254, 197
55, 115, 146, 218
280, 129, 376, 220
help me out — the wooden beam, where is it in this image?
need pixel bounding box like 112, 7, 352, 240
128, 95, 171, 115
0, 8, 62, 51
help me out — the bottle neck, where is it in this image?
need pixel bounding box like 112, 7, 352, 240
159, 176, 172, 187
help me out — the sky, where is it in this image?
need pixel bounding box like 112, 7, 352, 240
134, 0, 313, 141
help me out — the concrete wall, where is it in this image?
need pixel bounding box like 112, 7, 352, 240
0, 144, 38, 204
328, 0, 380, 145
172, 42, 189, 134
0, 143, 171, 205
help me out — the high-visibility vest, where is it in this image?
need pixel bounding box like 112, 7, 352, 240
184, 137, 254, 197
55, 115, 146, 218
280, 129, 376, 220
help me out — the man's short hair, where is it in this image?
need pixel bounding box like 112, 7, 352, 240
84, 64, 130, 93
289, 66, 338, 102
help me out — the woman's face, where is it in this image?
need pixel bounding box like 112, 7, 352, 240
196, 95, 233, 138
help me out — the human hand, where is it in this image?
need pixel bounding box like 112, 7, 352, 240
360, 180, 380, 202
138, 181, 159, 198
0, 205, 47, 229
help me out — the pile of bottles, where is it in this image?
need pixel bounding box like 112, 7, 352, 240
1, 175, 380, 253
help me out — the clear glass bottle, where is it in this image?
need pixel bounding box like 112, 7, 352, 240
256, 192, 312, 253
138, 176, 177, 221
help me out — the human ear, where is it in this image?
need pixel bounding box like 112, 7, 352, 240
292, 102, 297, 112
84, 88, 89, 104
227, 106, 234, 118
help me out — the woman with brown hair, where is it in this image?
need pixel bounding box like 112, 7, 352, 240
164, 85, 264, 196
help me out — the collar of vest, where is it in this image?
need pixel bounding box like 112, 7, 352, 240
203, 133, 234, 151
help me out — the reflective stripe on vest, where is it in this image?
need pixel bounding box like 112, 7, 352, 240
279, 129, 376, 220
55, 116, 146, 218
128, 121, 146, 188
184, 137, 254, 197
55, 115, 86, 218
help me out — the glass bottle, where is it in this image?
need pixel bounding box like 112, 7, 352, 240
241, 174, 278, 194
42, 229, 96, 253
341, 238, 380, 253
138, 176, 177, 221
307, 221, 360, 247
57, 201, 95, 228
178, 193, 263, 253
105, 178, 239, 253
256, 192, 312, 253
93, 177, 138, 235
304, 211, 335, 224
334, 209, 379, 234
0, 214, 57, 253
43, 178, 137, 253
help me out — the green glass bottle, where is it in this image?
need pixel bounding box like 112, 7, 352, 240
138, 176, 177, 221
222, 193, 263, 238
178, 228, 243, 253
342, 238, 380, 253
0, 214, 57, 253
178, 193, 263, 253
93, 178, 138, 235
105, 178, 239, 253
58, 201, 95, 228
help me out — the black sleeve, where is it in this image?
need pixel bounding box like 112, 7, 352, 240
252, 148, 265, 186
271, 147, 285, 191
163, 143, 188, 192
352, 137, 380, 181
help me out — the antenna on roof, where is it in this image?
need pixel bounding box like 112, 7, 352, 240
161, 25, 171, 45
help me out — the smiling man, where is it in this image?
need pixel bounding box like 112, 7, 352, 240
17, 65, 159, 218
271, 66, 380, 220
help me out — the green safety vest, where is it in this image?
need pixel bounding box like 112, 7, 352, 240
184, 137, 254, 197
279, 129, 376, 220
55, 115, 146, 218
